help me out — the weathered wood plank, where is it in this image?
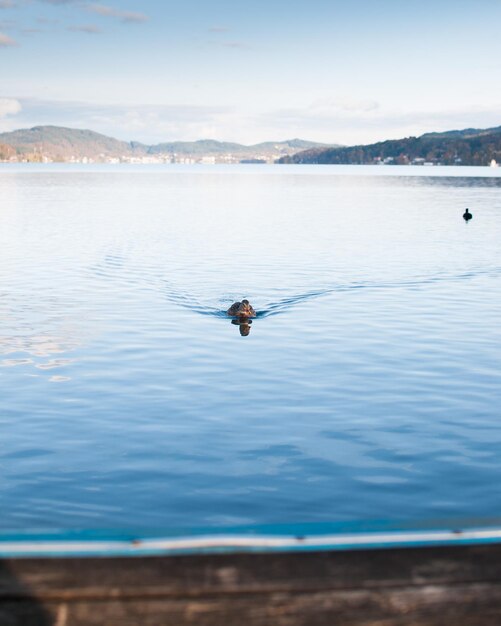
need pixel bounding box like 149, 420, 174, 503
1, 544, 501, 625
4, 585, 501, 626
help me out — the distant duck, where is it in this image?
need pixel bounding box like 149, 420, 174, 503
226, 299, 256, 318
463, 208, 473, 221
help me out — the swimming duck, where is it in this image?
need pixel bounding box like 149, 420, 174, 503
226, 299, 256, 318
463, 208, 472, 221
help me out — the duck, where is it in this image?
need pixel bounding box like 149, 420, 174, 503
463, 208, 472, 221
226, 299, 256, 318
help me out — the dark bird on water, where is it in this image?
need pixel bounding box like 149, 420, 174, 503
226, 299, 256, 318
463, 208, 472, 221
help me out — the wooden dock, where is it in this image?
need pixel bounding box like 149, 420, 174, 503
1, 543, 501, 625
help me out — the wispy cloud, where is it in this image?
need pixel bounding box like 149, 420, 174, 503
222, 41, 249, 49
85, 4, 148, 23
0, 98, 21, 117
207, 25, 250, 49
67, 23, 101, 34
208, 39, 250, 50
0, 31, 16, 45
0, 0, 16, 9
310, 96, 380, 115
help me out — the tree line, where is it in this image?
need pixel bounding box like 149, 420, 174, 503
279, 129, 501, 165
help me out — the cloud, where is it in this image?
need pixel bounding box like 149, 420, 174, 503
0, 98, 235, 143
85, 4, 148, 23
209, 26, 229, 33
67, 23, 101, 33
3, 96, 501, 147
0, 98, 21, 117
0, 0, 16, 9
0, 31, 16, 45
257, 101, 501, 146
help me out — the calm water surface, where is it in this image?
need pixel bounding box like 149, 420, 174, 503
1, 164, 501, 533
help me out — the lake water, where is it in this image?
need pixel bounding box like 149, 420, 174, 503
1, 164, 501, 536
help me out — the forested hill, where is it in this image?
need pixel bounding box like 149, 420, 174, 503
0, 126, 133, 160
278, 125, 501, 166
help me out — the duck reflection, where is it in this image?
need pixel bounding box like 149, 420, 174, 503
231, 317, 253, 336
227, 300, 256, 337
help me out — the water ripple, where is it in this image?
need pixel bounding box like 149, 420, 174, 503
2, 166, 501, 531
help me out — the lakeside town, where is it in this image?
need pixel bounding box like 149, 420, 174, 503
0, 151, 284, 165
1, 124, 500, 166
3, 153, 498, 166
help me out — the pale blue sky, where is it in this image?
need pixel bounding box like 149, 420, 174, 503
1, 0, 501, 144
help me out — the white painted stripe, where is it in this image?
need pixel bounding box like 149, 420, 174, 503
1, 528, 501, 556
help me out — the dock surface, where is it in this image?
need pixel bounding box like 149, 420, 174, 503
2, 543, 501, 625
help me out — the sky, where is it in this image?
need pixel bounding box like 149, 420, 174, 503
1, 0, 501, 145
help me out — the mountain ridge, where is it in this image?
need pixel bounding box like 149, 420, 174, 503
278, 125, 501, 166
0, 126, 336, 163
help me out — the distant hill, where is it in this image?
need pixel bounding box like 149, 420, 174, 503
278, 125, 501, 166
0, 126, 134, 160
420, 126, 501, 140
146, 137, 329, 156
3, 124, 501, 166
0, 126, 334, 163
